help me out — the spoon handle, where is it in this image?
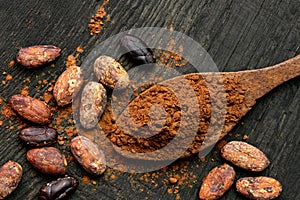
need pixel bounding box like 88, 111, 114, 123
237, 54, 300, 100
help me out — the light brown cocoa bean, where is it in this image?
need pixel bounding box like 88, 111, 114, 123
94, 55, 129, 89
236, 177, 282, 200
0, 161, 22, 199
16, 45, 61, 68
80, 82, 107, 129
199, 163, 235, 200
70, 136, 106, 175
26, 147, 67, 175
53, 66, 84, 106
221, 141, 270, 172
9, 94, 52, 124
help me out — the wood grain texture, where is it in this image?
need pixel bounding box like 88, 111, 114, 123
0, 0, 299, 200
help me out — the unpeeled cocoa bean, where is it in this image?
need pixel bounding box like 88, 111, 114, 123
19, 127, 58, 147
38, 177, 78, 200
0, 161, 22, 199
70, 136, 106, 175
221, 141, 270, 172
27, 147, 67, 175
199, 163, 235, 200
16, 45, 61, 68
94, 55, 129, 89
236, 177, 282, 200
53, 66, 84, 106
80, 82, 107, 129
9, 94, 52, 124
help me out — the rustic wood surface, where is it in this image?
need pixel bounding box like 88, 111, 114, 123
0, 0, 299, 199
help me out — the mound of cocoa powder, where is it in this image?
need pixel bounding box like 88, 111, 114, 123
98, 73, 248, 159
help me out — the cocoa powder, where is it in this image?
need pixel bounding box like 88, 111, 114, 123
98, 73, 248, 159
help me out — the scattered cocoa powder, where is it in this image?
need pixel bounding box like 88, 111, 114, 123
82, 176, 90, 184
2, 105, 16, 119
21, 85, 29, 96
9, 60, 15, 67
88, 0, 110, 35
6, 75, 12, 81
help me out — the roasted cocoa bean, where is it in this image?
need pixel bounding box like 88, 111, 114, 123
199, 164, 235, 200
19, 127, 58, 147
27, 147, 67, 175
221, 141, 270, 172
0, 161, 22, 199
80, 82, 107, 129
120, 34, 155, 64
94, 55, 129, 89
9, 94, 52, 124
236, 177, 282, 200
70, 136, 106, 175
16, 45, 61, 68
53, 66, 84, 106
38, 177, 78, 200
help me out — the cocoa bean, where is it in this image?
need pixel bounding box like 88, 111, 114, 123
53, 66, 84, 107
221, 141, 270, 172
70, 136, 106, 175
9, 94, 52, 124
19, 127, 58, 147
80, 82, 107, 129
38, 177, 78, 200
199, 163, 235, 200
94, 55, 129, 89
236, 176, 282, 200
0, 161, 22, 199
26, 147, 67, 175
16, 45, 61, 68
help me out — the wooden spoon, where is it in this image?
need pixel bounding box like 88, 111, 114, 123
98, 55, 300, 160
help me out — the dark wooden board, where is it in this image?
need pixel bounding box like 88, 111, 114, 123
0, 0, 299, 199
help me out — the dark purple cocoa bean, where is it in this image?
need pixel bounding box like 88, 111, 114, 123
120, 34, 155, 64
19, 127, 58, 147
38, 177, 78, 200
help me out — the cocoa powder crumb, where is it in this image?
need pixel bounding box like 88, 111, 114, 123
110, 174, 116, 180
6, 75, 13, 81
243, 135, 248, 140
88, 0, 110, 35
21, 85, 29, 96
169, 177, 178, 184
82, 176, 90, 184
9, 60, 15, 67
